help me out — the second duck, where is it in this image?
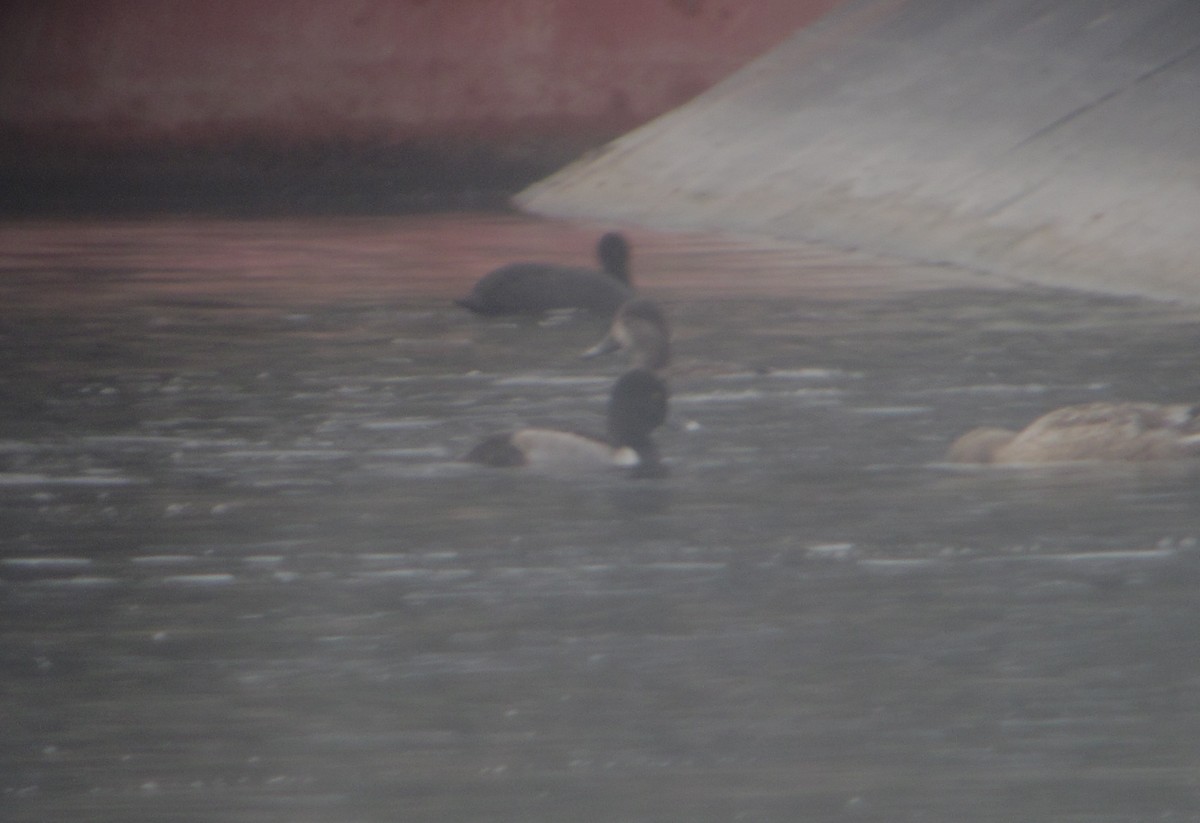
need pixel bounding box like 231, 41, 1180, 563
581, 298, 671, 372
456, 232, 633, 316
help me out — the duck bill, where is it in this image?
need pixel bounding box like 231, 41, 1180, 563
581, 334, 622, 360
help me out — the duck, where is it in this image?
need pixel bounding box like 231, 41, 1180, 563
455, 232, 633, 316
463, 368, 669, 477
581, 298, 671, 371
945, 401, 1200, 463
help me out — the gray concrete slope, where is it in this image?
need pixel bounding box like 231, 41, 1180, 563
517, 0, 1200, 303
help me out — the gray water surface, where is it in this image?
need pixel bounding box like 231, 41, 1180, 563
2, 214, 1199, 822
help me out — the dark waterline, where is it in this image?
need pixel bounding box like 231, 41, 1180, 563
2, 213, 1199, 822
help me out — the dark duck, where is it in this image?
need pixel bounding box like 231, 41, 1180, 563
456, 232, 633, 316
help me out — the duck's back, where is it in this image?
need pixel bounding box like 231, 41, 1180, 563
999, 401, 1200, 462
457, 263, 632, 316
511, 428, 623, 471
465, 428, 621, 473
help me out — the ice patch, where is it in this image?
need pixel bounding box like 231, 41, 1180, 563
352, 569, 473, 582
357, 552, 411, 563
768, 368, 860, 380
929, 383, 1050, 396
221, 449, 351, 461
371, 447, 451, 458
712, 368, 859, 382
160, 574, 236, 586
2, 557, 92, 569
249, 478, 336, 488
131, 555, 199, 565
925, 382, 1109, 397
989, 549, 1176, 565
495, 375, 610, 387
80, 435, 186, 447
674, 390, 765, 404
360, 418, 439, 431
806, 543, 856, 560
370, 372, 488, 383
0, 472, 139, 486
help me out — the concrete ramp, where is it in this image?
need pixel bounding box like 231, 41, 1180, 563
517, 0, 1200, 303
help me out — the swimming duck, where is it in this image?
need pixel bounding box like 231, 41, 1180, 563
456, 232, 633, 315
945, 401, 1200, 463
581, 298, 671, 371
463, 368, 669, 477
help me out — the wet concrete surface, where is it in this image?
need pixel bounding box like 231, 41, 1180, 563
517, 0, 1200, 303
2, 213, 1199, 822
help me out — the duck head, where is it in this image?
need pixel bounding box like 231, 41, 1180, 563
582, 298, 671, 371
596, 232, 631, 285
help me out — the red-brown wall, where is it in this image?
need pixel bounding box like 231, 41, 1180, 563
0, 0, 842, 211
